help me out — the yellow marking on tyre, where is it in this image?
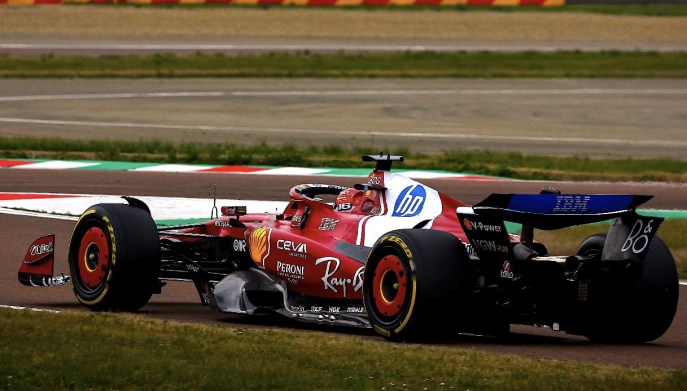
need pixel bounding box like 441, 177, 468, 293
103, 216, 116, 267
70, 209, 96, 240
373, 324, 391, 338
383, 235, 413, 261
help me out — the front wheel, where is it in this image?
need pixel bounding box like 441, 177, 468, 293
68, 203, 160, 311
363, 229, 471, 341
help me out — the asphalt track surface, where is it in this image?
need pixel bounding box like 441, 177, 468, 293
2, 78, 687, 159
4, 37, 686, 55
1, 169, 686, 370
1, 8, 686, 54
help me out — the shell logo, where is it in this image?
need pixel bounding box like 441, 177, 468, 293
249, 227, 270, 268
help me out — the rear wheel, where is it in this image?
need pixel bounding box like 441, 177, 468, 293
363, 229, 471, 341
575, 233, 678, 343
68, 203, 160, 311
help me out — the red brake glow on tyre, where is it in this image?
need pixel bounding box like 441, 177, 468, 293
77, 226, 109, 289
372, 254, 407, 318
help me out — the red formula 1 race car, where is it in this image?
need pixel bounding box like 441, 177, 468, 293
20, 154, 679, 343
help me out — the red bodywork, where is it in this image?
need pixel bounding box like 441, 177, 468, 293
164, 169, 470, 301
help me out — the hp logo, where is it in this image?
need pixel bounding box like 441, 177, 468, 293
393, 185, 426, 217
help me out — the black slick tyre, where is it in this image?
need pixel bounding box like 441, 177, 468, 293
68, 203, 160, 311
363, 229, 471, 341
575, 233, 678, 344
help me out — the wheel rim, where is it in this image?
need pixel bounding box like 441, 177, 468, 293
77, 226, 110, 289
372, 254, 407, 318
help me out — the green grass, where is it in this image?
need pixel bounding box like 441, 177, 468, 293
1, 308, 685, 391
3, 137, 687, 182
1, 51, 687, 78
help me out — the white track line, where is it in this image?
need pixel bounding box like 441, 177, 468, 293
0, 305, 61, 313
2, 89, 687, 102
1, 43, 685, 53
1, 116, 684, 148
0, 207, 78, 221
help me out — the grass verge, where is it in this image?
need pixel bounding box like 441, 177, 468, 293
2, 137, 686, 182
1, 308, 685, 391
1, 51, 687, 78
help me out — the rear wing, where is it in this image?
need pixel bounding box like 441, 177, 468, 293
471, 193, 652, 230
457, 193, 663, 263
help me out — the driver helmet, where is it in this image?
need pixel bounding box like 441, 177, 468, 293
335, 186, 379, 214
334, 188, 364, 213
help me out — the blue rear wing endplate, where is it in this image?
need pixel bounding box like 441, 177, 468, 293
472, 194, 653, 230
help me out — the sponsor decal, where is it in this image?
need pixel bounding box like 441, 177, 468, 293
220, 206, 246, 216
500, 261, 514, 279
382, 235, 413, 260
392, 185, 426, 217
368, 175, 382, 186
22, 235, 55, 276
463, 242, 478, 259
248, 227, 270, 268
346, 306, 365, 313
621, 218, 656, 255
471, 239, 509, 254
276, 239, 307, 258
27, 242, 53, 261
103, 216, 117, 271
314, 257, 364, 298
463, 218, 501, 233
328, 306, 340, 314
553, 195, 592, 213
233, 239, 246, 252
214, 220, 233, 227
318, 218, 339, 231
369, 206, 382, 216
310, 306, 323, 313
291, 305, 305, 312
276, 260, 305, 283
291, 215, 303, 226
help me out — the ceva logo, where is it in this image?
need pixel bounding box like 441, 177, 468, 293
393, 185, 426, 217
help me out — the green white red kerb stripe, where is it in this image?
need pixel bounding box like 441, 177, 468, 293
0, 159, 503, 181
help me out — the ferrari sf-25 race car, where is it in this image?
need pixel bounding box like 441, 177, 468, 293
20, 154, 679, 343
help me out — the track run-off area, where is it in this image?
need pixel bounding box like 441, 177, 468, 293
1, 166, 686, 369
1, 79, 687, 159
2, 5, 687, 370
